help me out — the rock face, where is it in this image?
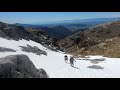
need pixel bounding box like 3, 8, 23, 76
0, 21, 60, 51
0, 47, 16, 52
0, 30, 8, 38
26, 28, 58, 47
38, 69, 49, 78
0, 54, 49, 78
19, 45, 47, 56
0, 22, 29, 40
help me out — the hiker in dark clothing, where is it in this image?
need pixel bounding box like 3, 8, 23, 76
69, 56, 76, 67
64, 55, 68, 63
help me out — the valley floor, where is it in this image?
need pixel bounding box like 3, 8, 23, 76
0, 37, 120, 78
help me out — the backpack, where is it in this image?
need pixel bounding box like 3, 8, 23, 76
64, 55, 68, 60
70, 57, 74, 63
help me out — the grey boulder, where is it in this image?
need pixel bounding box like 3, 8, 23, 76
0, 54, 49, 78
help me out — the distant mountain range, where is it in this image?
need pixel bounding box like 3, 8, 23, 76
26, 25, 72, 39
27, 17, 120, 25
15, 17, 120, 26
15, 17, 120, 39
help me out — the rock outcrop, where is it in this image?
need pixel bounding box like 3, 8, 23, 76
0, 54, 49, 78
19, 45, 47, 56
0, 47, 16, 52
0, 22, 29, 40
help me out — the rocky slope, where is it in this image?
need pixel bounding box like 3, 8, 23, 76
0, 22, 29, 40
0, 21, 60, 51
58, 20, 120, 57
0, 54, 49, 78
26, 25, 72, 39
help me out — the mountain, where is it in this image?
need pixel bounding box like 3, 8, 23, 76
61, 17, 120, 23
16, 24, 72, 39
31, 25, 72, 39
49, 25, 72, 39
15, 23, 93, 39
0, 22, 30, 40
58, 20, 120, 58
1, 21, 120, 78
0, 21, 60, 51
15, 17, 120, 39
15, 23, 43, 28
31, 17, 120, 25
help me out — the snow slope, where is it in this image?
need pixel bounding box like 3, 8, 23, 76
0, 37, 120, 78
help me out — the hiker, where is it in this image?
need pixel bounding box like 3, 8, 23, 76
64, 55, 68, 63
69, 56, 76, 67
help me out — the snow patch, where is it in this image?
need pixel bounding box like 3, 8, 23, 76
0, 37, 120, 78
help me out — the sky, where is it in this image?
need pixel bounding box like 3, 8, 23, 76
0, 12, 120, 24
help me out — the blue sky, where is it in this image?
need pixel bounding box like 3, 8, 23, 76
0, 12, 120, 24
